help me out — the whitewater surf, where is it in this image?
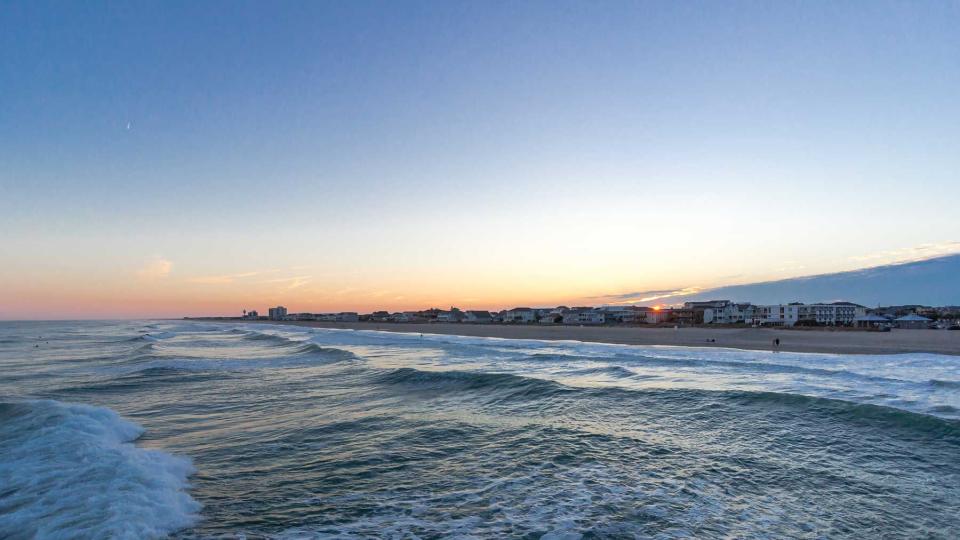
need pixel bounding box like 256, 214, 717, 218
1, 320, 958, 538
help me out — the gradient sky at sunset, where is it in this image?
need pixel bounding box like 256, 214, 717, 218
2, 1, 959, 319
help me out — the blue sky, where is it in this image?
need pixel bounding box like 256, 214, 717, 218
2, 1, 959, 317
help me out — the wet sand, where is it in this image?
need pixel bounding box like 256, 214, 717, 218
211, 320, 960, 356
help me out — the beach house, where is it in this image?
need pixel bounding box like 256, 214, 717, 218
595, 306, 643, 323
502, 308, 537, 323
643, 308, 672, 324
703, 303, 753, 324
854, 313, 891, 328
462, 310, 493, 323
537, 307, 567, 324
436, 308, 465, 323
895, 313, 933, 329
562, 308, 605, 325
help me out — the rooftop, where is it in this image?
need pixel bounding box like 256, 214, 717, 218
895, 314, 932, 321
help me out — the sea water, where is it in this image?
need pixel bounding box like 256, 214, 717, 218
1, 320, 958, 538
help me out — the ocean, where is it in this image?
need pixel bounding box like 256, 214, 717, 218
1, 320, 959, 539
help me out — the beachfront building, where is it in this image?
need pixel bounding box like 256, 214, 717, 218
503, 308, 537, 323
562, 308, 606, 325
681, 300, 733, 324
463, 310, 493, 323
669, 307, 702, 325
436, 308, 464, 323
685, 300, 734, 324
703, 302, 866, 327
684, 300, 733, 310
740, 302, 866, 327
387, 311, 431, 323
895, 313, 932, 329
268, 306, 288, 321
629, 306, 654, 323
751, 304, 801, 326
703, 303, 753, 324
796, 302, 865, 325
536, 307, 567, 324
595, 306, 644, 323
640, 308, 672, 324
854, 313, 892, 329
336, 312, 359, 322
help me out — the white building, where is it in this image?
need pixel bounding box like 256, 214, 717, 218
562, 308, 605, 325
714, 302, 865, 327
797, 302, 865, 325
502, 308, 537, 323
704, 303, 753, 324
751, 304, 801, 326
268, 306, 288, 320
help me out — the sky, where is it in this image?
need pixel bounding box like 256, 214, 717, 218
2, 1, 959, 319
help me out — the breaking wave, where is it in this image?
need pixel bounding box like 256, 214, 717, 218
376, 367, 570, 402
0, 400, 200, 539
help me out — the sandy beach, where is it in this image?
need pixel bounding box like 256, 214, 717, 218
210, 320, 960, 356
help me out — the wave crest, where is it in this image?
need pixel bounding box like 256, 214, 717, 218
0, 400, 200, 539
376, 367, 568, 402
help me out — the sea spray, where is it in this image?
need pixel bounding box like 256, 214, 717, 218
0, 400, 200, 539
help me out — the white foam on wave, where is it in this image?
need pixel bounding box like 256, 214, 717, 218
190, 323, 960, 418
0, 400, 200, 539
230, 323, 960, 418
265, 461, 752, 539
112, 354, 350, 375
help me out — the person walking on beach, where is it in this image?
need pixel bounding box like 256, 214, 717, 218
773, 338, 780, 352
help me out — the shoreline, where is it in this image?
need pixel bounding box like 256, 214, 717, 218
194, 319, 960, 356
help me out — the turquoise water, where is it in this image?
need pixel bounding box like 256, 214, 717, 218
1, 320, 959, 538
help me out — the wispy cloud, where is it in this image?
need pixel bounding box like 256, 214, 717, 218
589, 286, 704, 305
187, 271, 263, 285
136, 256, 172, 281
261, 275, 313, 290
849, 241, 960, 265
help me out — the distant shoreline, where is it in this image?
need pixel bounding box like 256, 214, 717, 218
191, 319, 960, 356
